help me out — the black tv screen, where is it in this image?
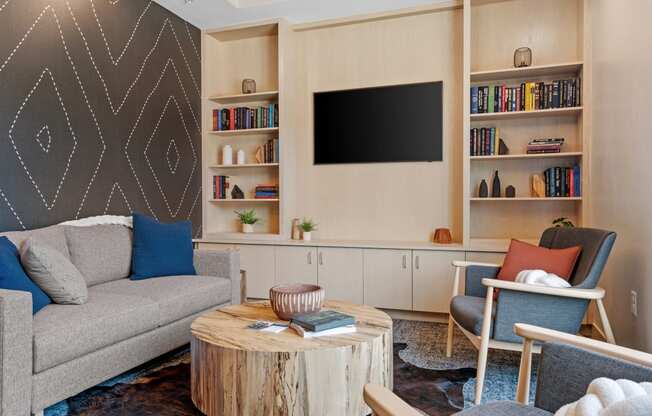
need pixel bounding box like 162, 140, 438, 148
314, 81, 443, 164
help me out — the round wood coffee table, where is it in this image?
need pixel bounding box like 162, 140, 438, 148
190, 300, 392, 416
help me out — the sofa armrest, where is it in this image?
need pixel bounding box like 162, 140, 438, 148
0, 289, 33, 415
194, 250, 241, 304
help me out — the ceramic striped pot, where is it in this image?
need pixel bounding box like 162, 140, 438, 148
269, 283, 325, 320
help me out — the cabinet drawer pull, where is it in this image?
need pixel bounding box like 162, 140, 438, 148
307, 252, 312, 265
415, 255, 420, 270
319, 252, 324, 266
402, 254, 407, 269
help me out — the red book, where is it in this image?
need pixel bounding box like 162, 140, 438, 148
229, 109, 235, 130
213, 110, 218, 131
501, 85, 507, 112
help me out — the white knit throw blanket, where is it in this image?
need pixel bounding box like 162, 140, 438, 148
555, 378, 652, 416
59, 215, 133, 228
515, 269, 571, 288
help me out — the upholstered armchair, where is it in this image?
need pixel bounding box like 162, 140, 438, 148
364, 324, 652, 416
447, 227, 617, 403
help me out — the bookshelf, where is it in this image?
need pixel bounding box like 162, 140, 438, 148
463, 0, 590, 243
202, 20, 291, 238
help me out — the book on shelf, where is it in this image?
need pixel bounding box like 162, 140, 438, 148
470, 77, 581, 114
543, 165, 581, 197
291, 310, 356, 332
260, 138, 280, 164
212, 175, 231, 199
527, 138, 565, 154
470, 127, 500, 156
254, 184, 278, 199
212, 103, 279, 131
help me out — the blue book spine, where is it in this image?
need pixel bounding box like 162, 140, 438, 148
269, 105, 273, 128
573, 165, 581, 196
217, 110, 221, 131
471, 87, 479, 114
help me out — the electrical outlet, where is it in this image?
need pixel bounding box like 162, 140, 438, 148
631, 290, 638, 317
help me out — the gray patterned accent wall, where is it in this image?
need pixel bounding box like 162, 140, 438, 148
0, 0, 202, 235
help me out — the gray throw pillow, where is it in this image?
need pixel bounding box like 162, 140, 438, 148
21, 239, 88, 305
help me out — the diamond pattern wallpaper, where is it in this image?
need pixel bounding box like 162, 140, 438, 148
0, 0, 202, 235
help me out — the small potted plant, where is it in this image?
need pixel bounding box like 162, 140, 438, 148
299, 218, 318, 241
235, 209, 260, 233
552, 217, 575, 228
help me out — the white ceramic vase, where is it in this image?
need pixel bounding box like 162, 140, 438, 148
302, 231, 312, 241
222, 145, 233, 165
237, 149, 246, 165
242, 223, 254, 233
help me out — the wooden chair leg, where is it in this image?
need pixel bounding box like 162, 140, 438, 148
596, 299, 616, 344
475, 287, 494, 404
516, 338, 534, 405
446, 315, 455, 358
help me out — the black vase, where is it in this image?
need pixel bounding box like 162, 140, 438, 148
479, 180, 488, 198
491, 171, 501, 198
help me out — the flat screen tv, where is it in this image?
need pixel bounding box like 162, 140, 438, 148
314, 81, 443, 164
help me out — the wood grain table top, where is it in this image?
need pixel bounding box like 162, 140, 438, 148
190, 300, 392, 353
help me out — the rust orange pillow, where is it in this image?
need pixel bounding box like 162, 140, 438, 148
497, 239, 582, 282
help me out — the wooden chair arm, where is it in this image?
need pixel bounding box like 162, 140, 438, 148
452, 260, 502, 268
363, 384, 422, 416
481, 278, 605, 300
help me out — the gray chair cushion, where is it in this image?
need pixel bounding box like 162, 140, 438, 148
64, 225, 133, 286
92, 275, 231, 326
450, 295, 494, 337
535, 342, 652, 413
21, 238, 88, 305
33, 290, 159, 372
0, 225, 70, 259
455, 402, 552, 416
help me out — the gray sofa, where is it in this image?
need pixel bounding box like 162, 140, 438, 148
0, 224, 240, 416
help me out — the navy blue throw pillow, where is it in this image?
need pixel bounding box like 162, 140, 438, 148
0, 237, 51, 314
130, 213, 196, 280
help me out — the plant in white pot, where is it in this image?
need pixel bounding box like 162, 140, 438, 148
235, 209, 260, 233
299, 218, 318, 241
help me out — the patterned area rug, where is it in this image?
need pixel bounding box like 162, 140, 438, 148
45, 320, 535, 415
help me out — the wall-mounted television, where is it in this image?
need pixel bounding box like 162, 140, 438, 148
313, 81, 443, 164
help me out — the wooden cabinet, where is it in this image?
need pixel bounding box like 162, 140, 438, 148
363, 249, 412, 310
412, 251, 465, 313
236, 245, 276, 299
317, 248, 364, 304
275, 246, 318, 285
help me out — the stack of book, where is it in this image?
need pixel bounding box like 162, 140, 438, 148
290, 310, 356, 338
212, 104, 279, 131
527, 138, 564, 154
261, 138, 280, 163
471, 78, 581, 114
254, 184, 278, 199
212, 175, 230, 199
544, 165, 581, 197
470, 127, 500, 156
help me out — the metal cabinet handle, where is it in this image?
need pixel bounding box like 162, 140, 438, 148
402, 254, 407, 269
415, 255, 420, 270
319, 252, 324, 266
307, 252, 312, 265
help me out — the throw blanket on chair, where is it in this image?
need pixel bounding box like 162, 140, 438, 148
555, 378, 652, 416
515, 269, 571, 288
60, 215, 133, 228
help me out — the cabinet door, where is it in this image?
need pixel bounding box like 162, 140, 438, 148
275, 246, 318, 285
363, 249, 412, 310
317, 248, 363, 304
236, 245, 276, 299
413, 251, 465, 313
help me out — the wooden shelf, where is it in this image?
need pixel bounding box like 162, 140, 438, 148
208, 198, 280, 203
471, 62, 583, 82
470, 197, 582, 201
209, 163, 279, 168
208, 127, 279, 136
470, 107, 582, 121
208, 91, 279, 104
471, 152, 582, 161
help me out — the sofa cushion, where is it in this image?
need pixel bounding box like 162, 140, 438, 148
33, 290, 158, 373
21, 238, 88, 305
0, 225, 70, 259
64, 225, 133, 286
93, 275, 231, 325
450, 295, 494, 337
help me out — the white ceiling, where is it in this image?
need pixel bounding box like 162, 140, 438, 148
154, 0, 447, 30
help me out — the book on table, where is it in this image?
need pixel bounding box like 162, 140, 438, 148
291, 310, 355, 332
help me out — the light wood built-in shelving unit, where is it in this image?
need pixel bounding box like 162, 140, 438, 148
463, 0, 590, 243
201, 20, 291, 238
